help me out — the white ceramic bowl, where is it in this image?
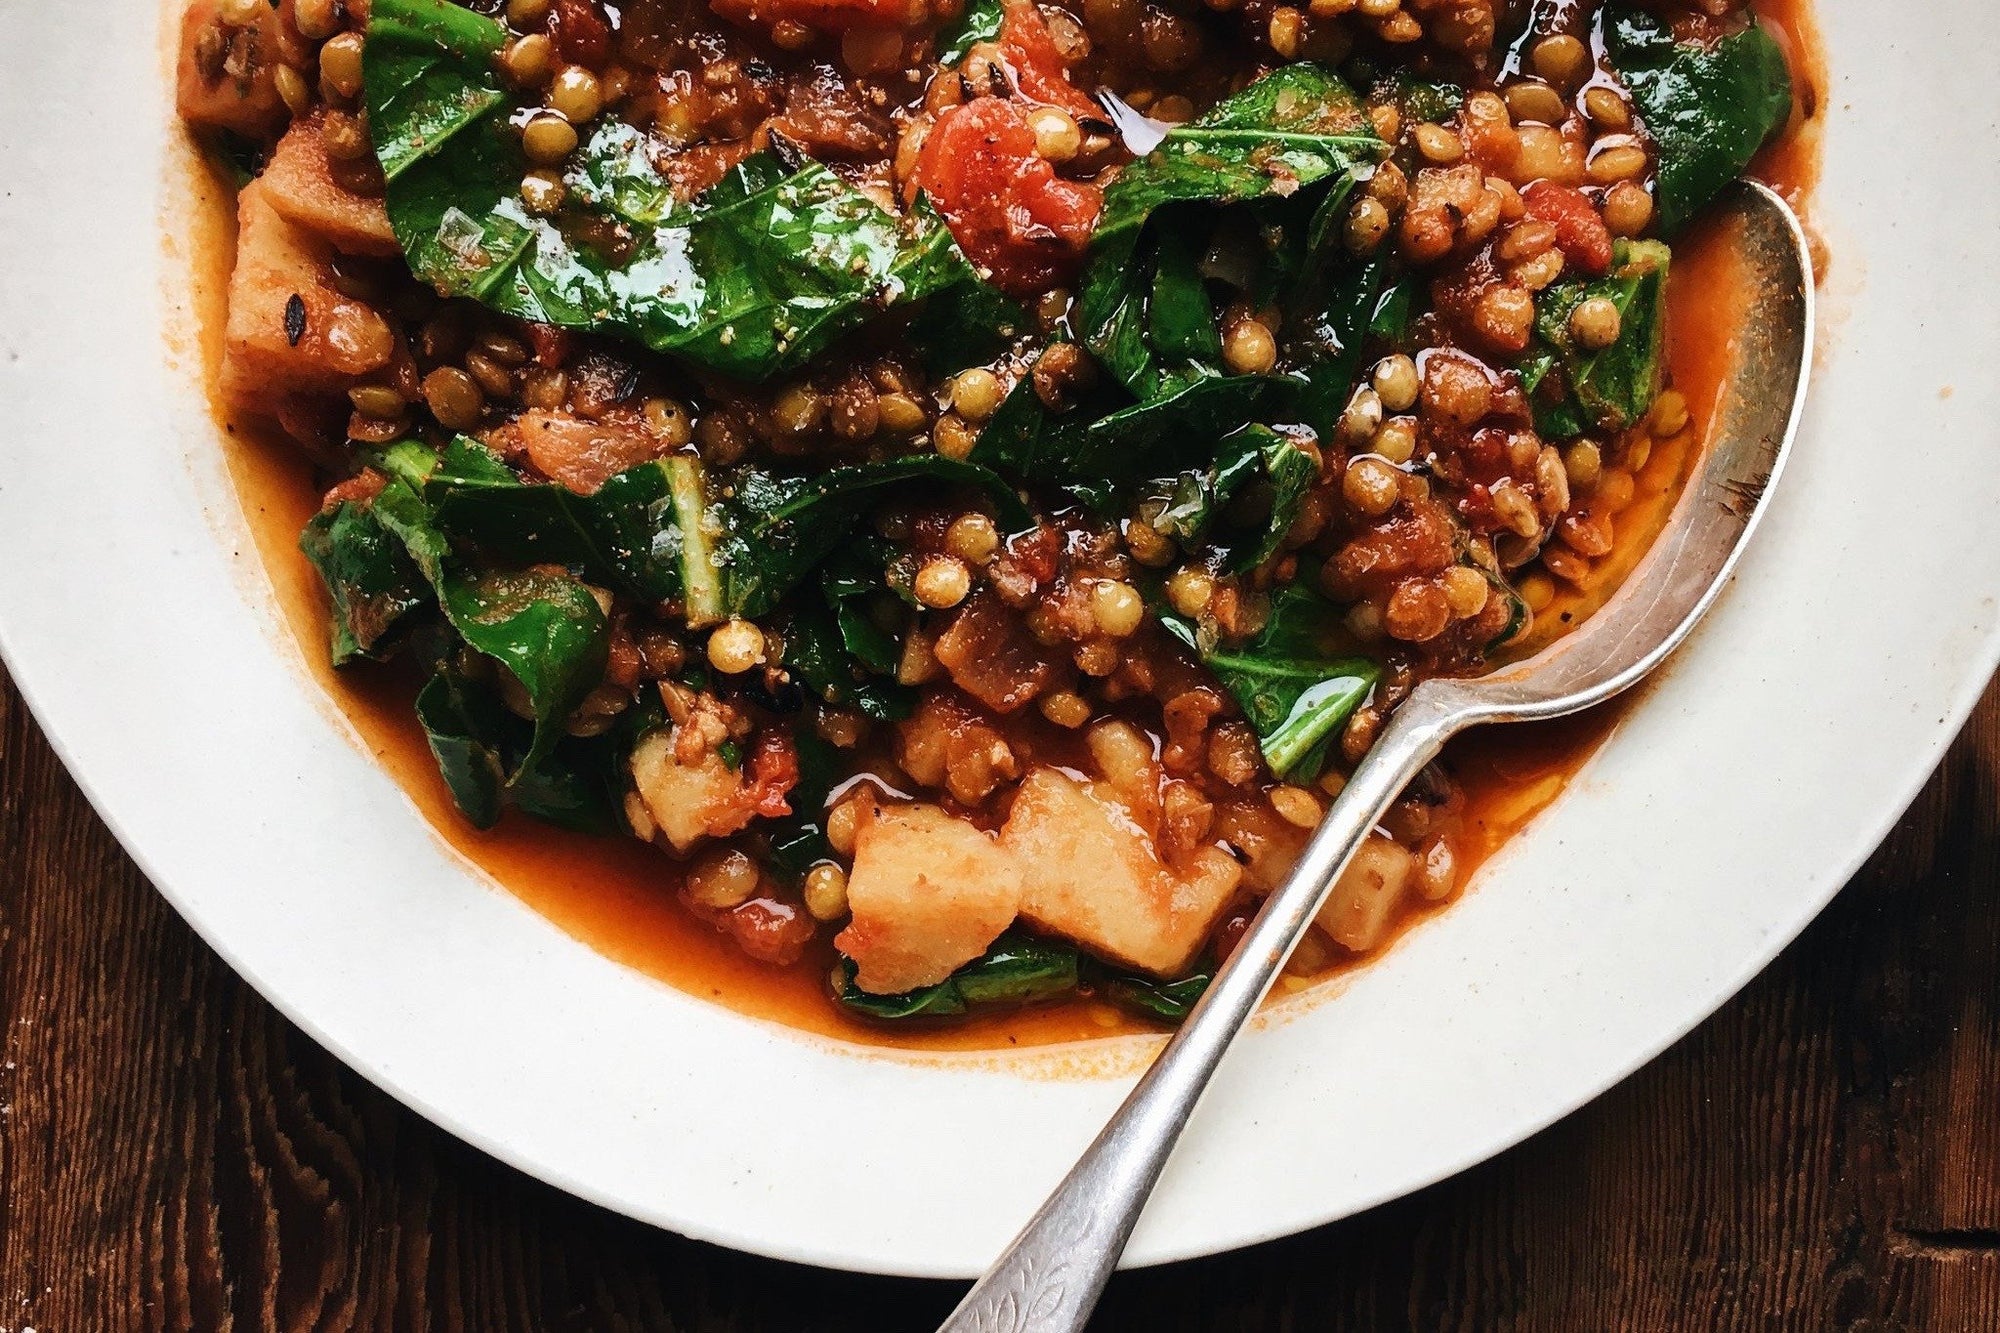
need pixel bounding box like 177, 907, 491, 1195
2, 0, 1996, 1279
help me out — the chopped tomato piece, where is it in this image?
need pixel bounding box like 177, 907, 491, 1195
1522, 180, 1613, 277
524, 323, 572, 369
744, 728, 801, 819
916, 97, 1102, 298
998, 1, 1099, 119
550, 0, 613, 64
708, 0, 922, 34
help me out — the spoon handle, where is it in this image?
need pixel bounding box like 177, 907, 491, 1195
937, 699, 1460, 1333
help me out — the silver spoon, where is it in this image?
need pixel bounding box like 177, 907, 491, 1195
939, 179, 1814, 1333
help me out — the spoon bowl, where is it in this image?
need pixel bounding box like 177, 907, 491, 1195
939, 178, 1815, 1333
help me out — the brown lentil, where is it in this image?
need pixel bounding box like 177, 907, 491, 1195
1530, 34, 1592, 91
1371, 354, 1419, 412
1504, 80, 1568, 127
1222, 318, 1278, 376
504, 33, 556, 87
946, 513, 1000, 564
914, 557, 973, 609
549, 66, 603, 124
1569, 296, 1622, 350
707, 620, 767, 674
319, 32, 366, 100
687, 848, 761, 910
1342, 456, 1402, 517
803, 864, 850, 921
422, 367, 486, 431
522, 113, 580, 165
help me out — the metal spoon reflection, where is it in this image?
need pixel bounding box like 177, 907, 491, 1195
938, 179, 1815, 1333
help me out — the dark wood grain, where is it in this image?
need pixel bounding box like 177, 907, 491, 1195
2, 666, 1995, 1333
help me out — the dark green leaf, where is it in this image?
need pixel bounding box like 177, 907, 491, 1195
415, 662, 625, 833
365, 0, 1003, 381
1521, 239, 1670, 437
440, 567, 610, 770
1286, 253, 1402, 439
1132, 425, 1316, 571
937, 0, 1004, 66
1103, 968, 1211, 1023
1604, 6, 1792, 235
414, 664, 508, 829
299, 501, 430, 665
424, 438, 688, 604
719, 456, 1030, 618
1078, 65, 1383, 397
1087, 64, 1384, 270
1228, 427, 1318, 573
1371, 70, 1465, 127
781, 598, 913, 722
973, 370, 1283, 506
1148, 230, 1224, 367
834, 932, 1081, 1019
1161, 585, 1379, 781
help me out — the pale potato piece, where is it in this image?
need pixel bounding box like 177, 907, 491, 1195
1315, 834, 1417, 954
628, 731, 755, 852
177, 0, 297, 140
835, 804, 1024, 995
1003, 769, 1240, 977
221, 181, 394, 416
259, 113, 400, 256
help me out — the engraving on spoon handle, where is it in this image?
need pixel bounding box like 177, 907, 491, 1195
938, 699, 1460, 1333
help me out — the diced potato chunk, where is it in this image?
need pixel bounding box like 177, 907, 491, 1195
485, 411, 668, 495
176, 0, 301, 140
835, 803, 1024, 994
628, 731, 755, 852
221, 181, 394, 417
258, 113, 400, 256
1003, 769, 1240, 977
1315, 835, 1417, 954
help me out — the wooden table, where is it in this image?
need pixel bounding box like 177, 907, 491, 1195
2, 667, 1994, 1332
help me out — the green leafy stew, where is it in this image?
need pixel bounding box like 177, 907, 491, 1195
187, 0, 1798, 1033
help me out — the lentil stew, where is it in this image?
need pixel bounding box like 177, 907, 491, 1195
180, 0, 1819, 1046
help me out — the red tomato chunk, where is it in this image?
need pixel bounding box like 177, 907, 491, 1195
916, 97, 1102, 299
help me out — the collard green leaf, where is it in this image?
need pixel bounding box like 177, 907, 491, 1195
1078, 65, 1383, 398
424, 439, 687, 604
780, 539, 914, 721
1132, 425, 1316, 572
352, 444, 613, 771
781, 598, 913, 722
440, 567, 610, 770
718, 456, 1030, 619
937, 0, 1005, 66
1087, 64, 1384, 268
834, 932, 1081, 1019
415, 664, 508, 829
1604, 7, 1792, 235
299, 500, 430, 665
1103, 968, 1211, 1023
1286, 253, 1406, 439
1228, 428, 1318, 573
365, 0, 1002, 381
1521, 239, 1671, 437
416, 662, 625, 833
973, 370, 1281, 507
1162, 585, 1378, 781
